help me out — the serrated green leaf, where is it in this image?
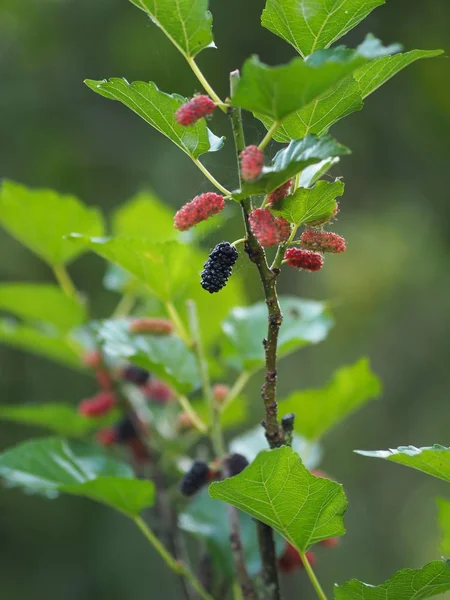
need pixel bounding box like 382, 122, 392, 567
356, 445, 450, 482
180, 489, 285, 578
112, 190, 178, 242
279, 359, 381, 441
222, 297, 333, 371
0, 403, 118, 437
334, 560, 450, 600
0, 284, 86, 333
262, 0, 385, 58
0, 319, 82, 370
300, 157, 340, 188
210, 446, 347, 551
437, 498, 450, 556
0, 437, 155, 516
70, 235, 196, 303
0, 180, 104, 266
232, 37, 400, 122
271, 179, 344, 225
233, 135, 349, 200
262, 49, 442, 142
95, 320, 199, 393
128, 0, 214, 58
85, 79, 222, 159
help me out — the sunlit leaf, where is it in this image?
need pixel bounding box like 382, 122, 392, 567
210, 446, 347, 551
222, 297, 333, 371
0, 319, 82, 370
437, 498, 450, 556
0, 403, 118, 437
233, 135, 349, 200
271, 179, 344, 225
85, 79, 223, 159
0, 437, 155, 516
232, 37, 400, 122
128, 0, 214, 58
335, 560, 450, 600
279, 359, 381, 441
95, 319, 200, 393
356, 445, 450, 482
262, 0, 385, 58
0, 180, 104, 266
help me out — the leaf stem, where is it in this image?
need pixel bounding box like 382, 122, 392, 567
219, 370, 251, 415
112, 290, 136, 319
192, 158, 232, 196
134, 516, 213, 600
186, 56, 227, 112
258, 121, 279, 151
53, 264, 78, 299
300, 551, 328, 600
165, 301, 192, 347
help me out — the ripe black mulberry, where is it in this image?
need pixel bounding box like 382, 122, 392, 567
201, 242, 238, 293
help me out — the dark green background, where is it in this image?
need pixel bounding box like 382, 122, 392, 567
0, 0, 449, 598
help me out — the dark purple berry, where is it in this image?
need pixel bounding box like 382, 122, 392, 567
225, 453, 249, 477
115, 416, 139, 443
122, 365, 150, 385
180, 460, 210, 497
201, 242, 239, 293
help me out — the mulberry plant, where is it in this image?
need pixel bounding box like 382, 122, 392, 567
0, 2, 447, 600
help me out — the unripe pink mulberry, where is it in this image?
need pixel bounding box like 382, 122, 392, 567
284, 248, 324, 272
240, 146, 264, 181
174, 192, 225, 231
129, 318, 174, 335
268, 180, 292, 204
175, 95, 216, 126
278, 543, 316, 574
212, 384, 229, 404
275, 217, 291, 242
249, 209, 290, 247
143, 379, 174, 404
78, 391, 117, 417
82, 350, 102, 369
308, 203, 339, 227
300, 229, 346, 253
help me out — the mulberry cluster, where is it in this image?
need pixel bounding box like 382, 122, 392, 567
268, 180, 292, 205
122, 365, 151, 386
284, 248, 324, 272
175, 95, 216, 126
174, 192, 225, 231
300, 229, 346, 254
129, 317, 174, 335
249, 209, 290, 247
180, 460, 211, 497
240, 145, 264, 181
78, 390, 117, 417
143, 379, 174, 405
201, 242, 239, 293
97, 416, 149, 462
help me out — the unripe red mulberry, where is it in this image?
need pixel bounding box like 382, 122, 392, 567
320, 537, 340, 549
175, 95, 216, 126
212, 384, 229, 404
268, 180, 292, 205
96, 427, 117, 446
129, 317, 174, 336
284, 248, 324, 272
300, 229, 346, 254
278, 543, 316, 574
177, 412, 194, 432
143, 379, 174, 404
240, 145, 264, 181
82, 350, 102, 369
95, 368, 114, 390
308, 202, 339, 227
249, 209, 290, 247
174, 192, 225, 231
180, 460, 211, 497
78, 391, 117, 417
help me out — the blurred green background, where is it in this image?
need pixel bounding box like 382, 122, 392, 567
0, 0, 449, 598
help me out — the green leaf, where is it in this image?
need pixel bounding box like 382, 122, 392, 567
85, 79, 222, 159
128, 0, 214, 58
0, 319, 82, 370
95, 320, 200, 393
334, 560, 450, 600
222, 296, 334, 371
112, 190, 178, 242
300, 158, 340, 188
0, 180, 104, 266
70, 235, 197, 303
356, 445, 450, 482
0, 284, 86, 333
0, 403, 118, 437
231, 37, 400, 122
230, 425, 322, 470
262, 0, 385, 58
279, 359, 381, 441
437, 498, 450, 556
209, 446, 347, 551
271, 179, 345, 225
233, 135, 349, 200
262, 49, 443, 142
0, 437, 155, 516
